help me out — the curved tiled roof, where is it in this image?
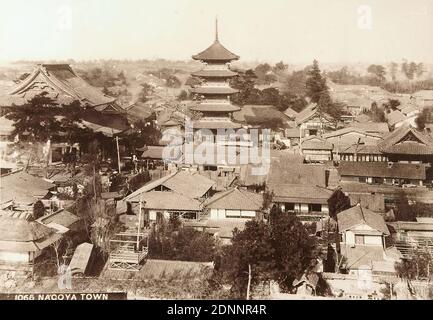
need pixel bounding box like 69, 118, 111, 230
190, 103, 240, 112
378, 125, 433, 155
191, 86, 239, 95
192, 40, 240, 61
6, 64, 120, 110
191, 69, 238, 78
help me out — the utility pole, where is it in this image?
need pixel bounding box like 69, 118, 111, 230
246, 264, 252, 300
116, 136, 121, 173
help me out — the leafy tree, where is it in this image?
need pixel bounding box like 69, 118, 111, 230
415, 108, 432, 130
177, 89, 189, 101
165, 75, 181, 88
137, 83, 154, 103
220, 213, 317, 298
273, 61, 288, 73
6, 94, 97, 147
389, 62, 399, 82
32, 200, 46, 220
327, 188, 351, 262
283, 69, 308, 96
394, 191, 416, 221
367, 64, 386, 83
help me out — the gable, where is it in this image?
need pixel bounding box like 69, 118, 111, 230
397, 131, 424, 145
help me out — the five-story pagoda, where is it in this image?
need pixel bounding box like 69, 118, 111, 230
190, 19, 242, 141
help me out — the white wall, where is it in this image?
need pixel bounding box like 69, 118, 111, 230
0, 251, 32, 263
210, 208, 257, 219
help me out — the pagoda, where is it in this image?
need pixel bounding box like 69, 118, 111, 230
190, 19, 242, 140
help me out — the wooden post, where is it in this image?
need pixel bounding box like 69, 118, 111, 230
116, 136, 121, 174
246, 264, 252, 300
137, 194, 143, 249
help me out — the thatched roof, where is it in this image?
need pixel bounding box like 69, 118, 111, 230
0, 216, 61, 252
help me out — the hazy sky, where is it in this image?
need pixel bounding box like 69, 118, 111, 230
1, 0, 433, 64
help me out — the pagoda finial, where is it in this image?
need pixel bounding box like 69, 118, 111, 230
215, 16, 219, 42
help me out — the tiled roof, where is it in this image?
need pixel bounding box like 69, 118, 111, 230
338, 205, 390, 235
348, 193, 385, 212
269, 184, 333, 204
295, 103, 318, 125
342, 244, 385, 270
284, 108, 299, 119
0, 170, 54, 205
232, 105, 289, 127
204, 188, 263, 211
124, 170, 215, 201
190, 87, 239, 95
192, 40, 240, 61
338, 161, 427, 180
349, 121, 389, 133
190, 103, 240, 112
192, 119, 242, 129
0, 215, 57, 243
267, 161, 328, 187
301, 136, 333, 150
7, 64, 117, 108
138, 191, 202, 211
378, 125, 433, 155
37, 209, 80, 228
322, 127, 383, 139
191, 69, 238, 77
337, 144, 381, 155
386, 110, 407, 126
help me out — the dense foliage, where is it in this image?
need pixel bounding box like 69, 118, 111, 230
148, 216, 217, 262
217, 212, 317, 298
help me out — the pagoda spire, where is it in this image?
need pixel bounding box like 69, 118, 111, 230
215, 16, 219, 42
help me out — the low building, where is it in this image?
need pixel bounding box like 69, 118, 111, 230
322, 127, 383, 147
301, 136, 333, 162
0, 214, 61, 271
295, 103, 334, 136
349, 122, 389, 134
123, 170, 216, 223
203, 187, 263, 219
338, 161, 427, 186
378, 125, 433, 163
336, 144, 387, 162
337, 205, 398, 275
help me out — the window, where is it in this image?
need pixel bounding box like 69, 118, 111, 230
285, 203, 295, 211
355, 235, 364, 245
308, 204, 322, 212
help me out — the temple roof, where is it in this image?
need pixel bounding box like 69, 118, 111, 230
191, 86, 239, 95
190, 103, 240, 112
5, 64, 123, 112
191, 69, 238, 78
192, 40, 240, 62
192, 119, 243, 129
378, 125, 433, 155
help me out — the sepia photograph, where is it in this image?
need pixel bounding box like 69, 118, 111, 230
1, 0, 433, 307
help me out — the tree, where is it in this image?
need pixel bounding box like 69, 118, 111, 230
415, 108, 432, 130
177, 90, 188, 101
367, 64, 386, 83
395, 191, 416, 221
273, 61, 288, 74
137, 83, 154, 103
389, 62, 399, 82
306, 60, 329, 104
220, 212, 317, 298
327, 188, 351, 267
283, 69, 308, 96
32, 200, 46, 220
